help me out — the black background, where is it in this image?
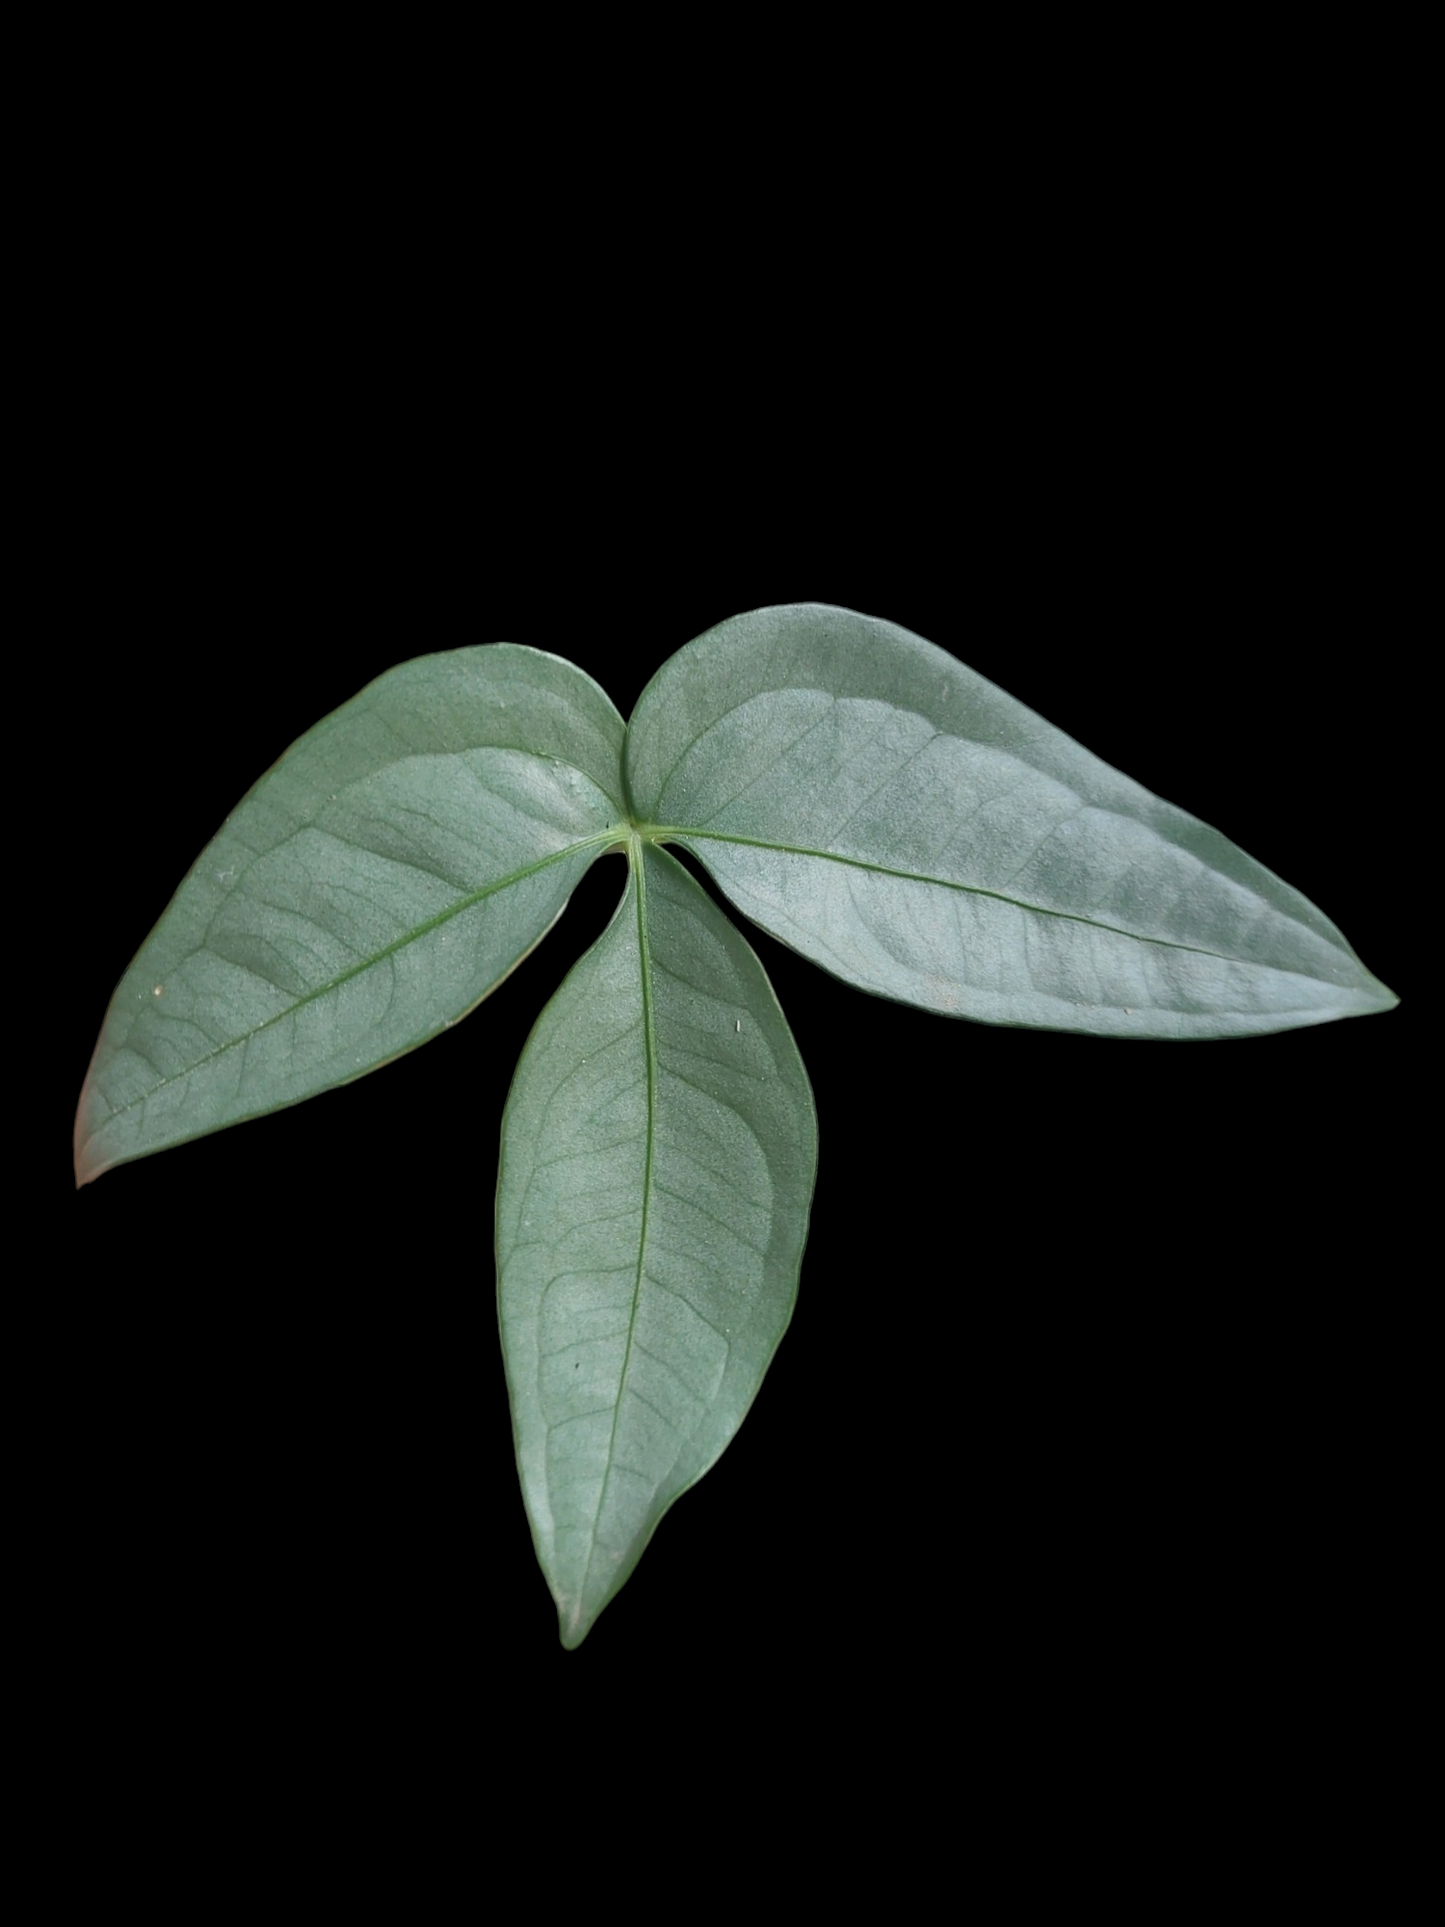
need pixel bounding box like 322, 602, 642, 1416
54, 116, 1412, 1764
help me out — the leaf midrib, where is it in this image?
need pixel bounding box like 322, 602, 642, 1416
97, 831, 621, 1125
651, 825, 1336, 971
578, 837, 656, 1628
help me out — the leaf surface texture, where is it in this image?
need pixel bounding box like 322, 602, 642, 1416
626, 604, 1395, 1036
496, 841, 816, 1646
75, 647, 626, 1182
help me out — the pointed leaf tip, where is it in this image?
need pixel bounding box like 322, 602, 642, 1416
75, 647, 628, 1180
497, 841, 817, 1645
626, 605, 1394, 1039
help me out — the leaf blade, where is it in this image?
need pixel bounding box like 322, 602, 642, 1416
496, 840, 817, 1647
625, 604, 1396, 1037
75, 646, 627, 1183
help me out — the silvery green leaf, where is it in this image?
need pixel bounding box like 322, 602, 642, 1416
496, 840, 816, 1646
626, 604, 1395, 1037
75, 646, 626, 1183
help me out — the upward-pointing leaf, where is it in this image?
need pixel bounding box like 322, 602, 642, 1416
496, 839, 816, 1647
75, 646, 627, 1184
626, 604, 1396, 1037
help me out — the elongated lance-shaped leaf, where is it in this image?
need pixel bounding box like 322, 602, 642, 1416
496, 838, 817, 1647
75, 646, 628, 1184
625, 604, 1396, 1038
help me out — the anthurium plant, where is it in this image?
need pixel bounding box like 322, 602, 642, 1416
73, 605, 1396, 1645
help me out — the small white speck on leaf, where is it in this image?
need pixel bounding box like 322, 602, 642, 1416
152, 985, 163, 997
735, 1019, 740, 1033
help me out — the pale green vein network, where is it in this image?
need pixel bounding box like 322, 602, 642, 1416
496, 839, 816, 1647
622, 607, 1395, 1035
106, 833, 619, 1122
77, 644, 632, 1183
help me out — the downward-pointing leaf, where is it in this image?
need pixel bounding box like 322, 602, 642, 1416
75, 646, 627, 1184
496, 839, 816, 1647
626, 604, 1395, 1037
